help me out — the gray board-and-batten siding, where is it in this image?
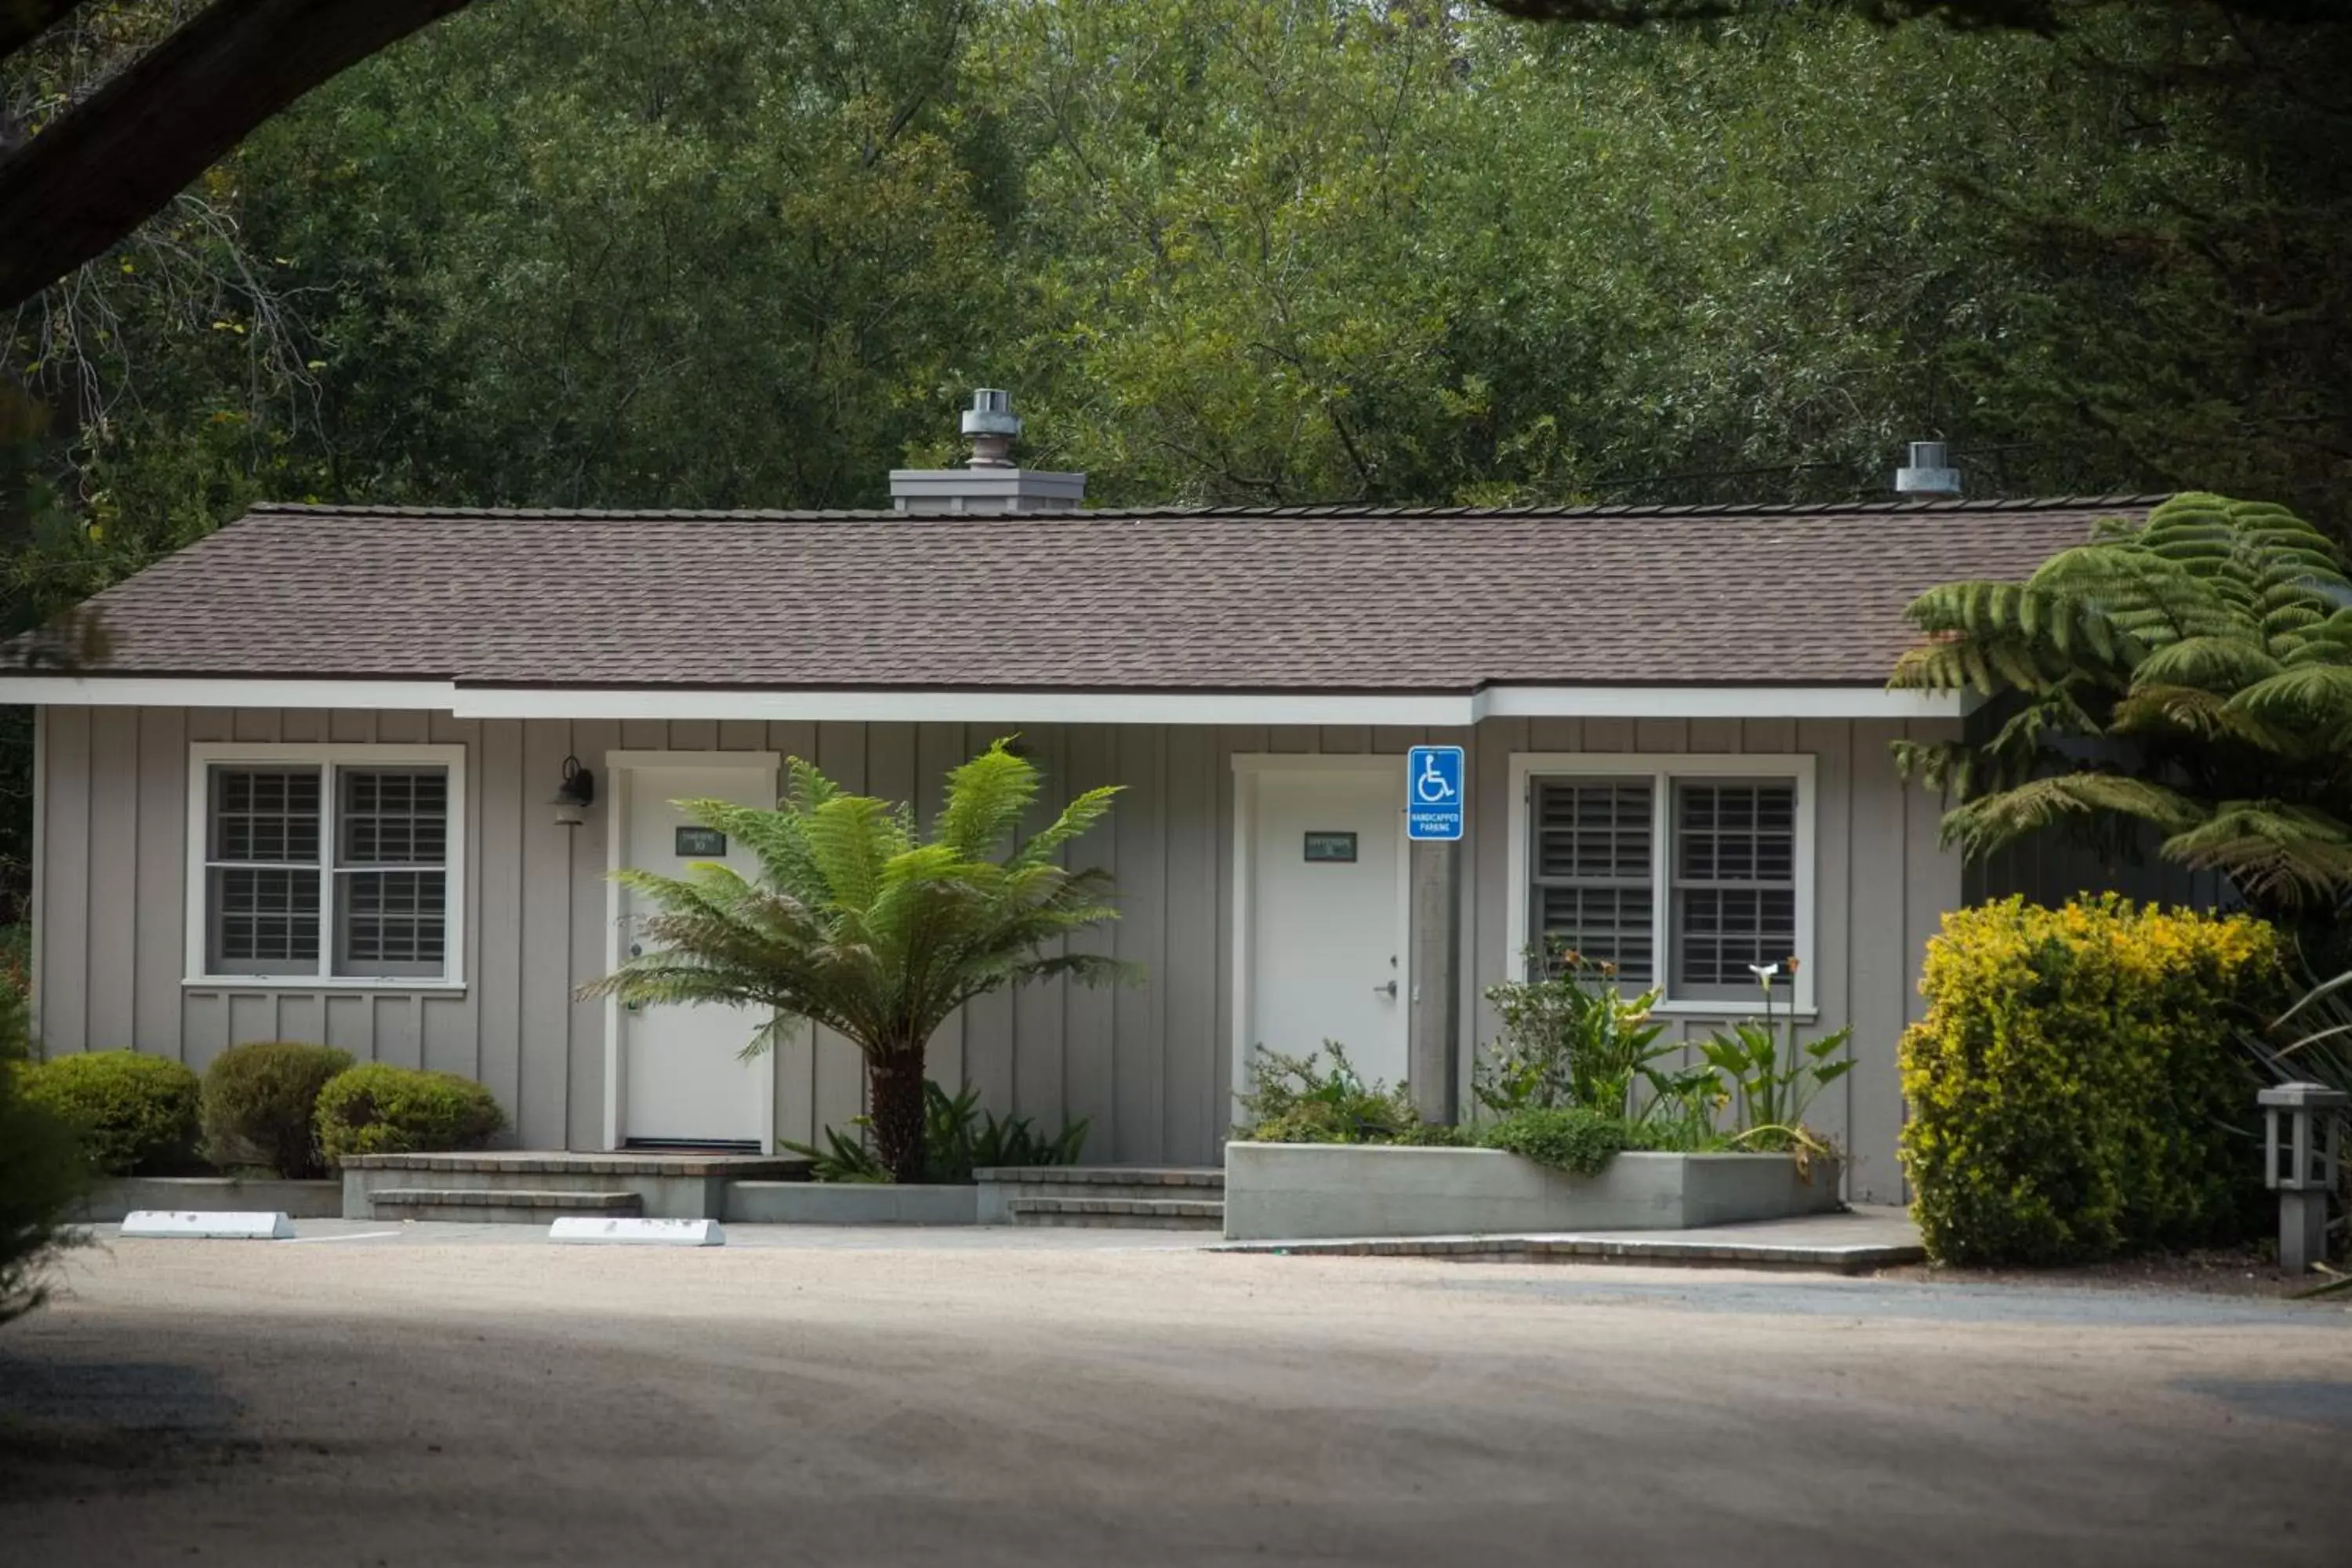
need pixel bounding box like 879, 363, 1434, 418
34, 704, 1962, 1196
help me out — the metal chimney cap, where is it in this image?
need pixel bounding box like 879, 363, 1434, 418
1895, 439, 1961, 498
961, 388, 1022, 439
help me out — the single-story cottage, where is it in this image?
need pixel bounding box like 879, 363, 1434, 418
0, 404, 2162, 1203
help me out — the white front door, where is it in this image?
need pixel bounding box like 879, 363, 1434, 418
615, 760, 776, 1150
1243, 763, 1410, 1091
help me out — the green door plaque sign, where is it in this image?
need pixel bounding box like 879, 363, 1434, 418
1302, 831, 1358, 864
674, 826, 728, 858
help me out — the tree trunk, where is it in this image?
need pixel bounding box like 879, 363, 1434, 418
0, 0, 476, 309
867, 1044, 927, 1185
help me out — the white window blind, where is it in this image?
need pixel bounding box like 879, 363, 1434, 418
1529, 779, 1655, 981
1670, 780, 1797, 998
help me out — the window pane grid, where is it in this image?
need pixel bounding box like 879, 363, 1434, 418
203, 760, 452, 981
337, 869, 448, 971
1671, 781, 1796, 992
212, 868, 321, 967
1530, 779, 1655, 982
211, 767, 320, 864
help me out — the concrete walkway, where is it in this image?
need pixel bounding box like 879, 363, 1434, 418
1211, 1203, 1925, 1271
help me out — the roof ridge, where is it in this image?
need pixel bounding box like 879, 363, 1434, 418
242, 494, 2168, 524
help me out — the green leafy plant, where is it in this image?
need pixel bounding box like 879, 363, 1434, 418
18, 1051, 201, 1176
2245, 967, 2352, 1101
586, 741, 1132, 1184
313, 1065, 506, 1163
1900, 895, 2282, 1266
0, 1061, 87, 1326
199, 1041, 354, 1178
786, 1079, 1091, 1184
1475, 1105, 1632, 1177
783, 1122, 893, 1184
1475, 947, 1671, 1118
1697, 1021, 1854, 1155
1236, 1043, 1427, 1145
1891, 494, 2352, 927
1697, 964, 1852, 1140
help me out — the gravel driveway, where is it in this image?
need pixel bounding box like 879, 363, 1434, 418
3, 1226, 2348, 1566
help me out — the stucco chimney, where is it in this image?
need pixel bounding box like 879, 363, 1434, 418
889, 389, 1086, 514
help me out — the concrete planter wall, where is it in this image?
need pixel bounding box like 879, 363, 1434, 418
724, 1181, 978, 1225
78, 1176, 343, 1224
1222, 1144, 1841, 1242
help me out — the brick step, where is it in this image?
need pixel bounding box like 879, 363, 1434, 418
369, 1188, 644, 1224
977, 1165, 1224, 1188
1005, 1196, 1224, 1231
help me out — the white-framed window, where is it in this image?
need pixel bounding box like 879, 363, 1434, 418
184, 743, 466, 988
1505, 753, 1815, 1014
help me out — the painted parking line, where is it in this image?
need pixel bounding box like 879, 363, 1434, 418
284, 1230, 405, 1244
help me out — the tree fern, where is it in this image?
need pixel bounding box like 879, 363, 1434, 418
1893, 493, 2352, 924
583, 739, 1134, 1181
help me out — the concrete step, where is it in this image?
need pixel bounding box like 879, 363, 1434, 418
1005, 1196, 1224, 1231
368, 1188, 644, 1224
977, 1166, 1223, 1210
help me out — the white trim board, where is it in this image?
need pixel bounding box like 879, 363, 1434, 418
1504, 752, 1819, 1018
0, 676, 1971, 725
183, 741, 468, 991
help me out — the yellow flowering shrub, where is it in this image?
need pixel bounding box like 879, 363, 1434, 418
1900, 895, 2283, 1265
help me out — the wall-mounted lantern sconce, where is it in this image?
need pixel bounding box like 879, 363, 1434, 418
550, 754, 596, 827
2259, 1080, 2346, 1275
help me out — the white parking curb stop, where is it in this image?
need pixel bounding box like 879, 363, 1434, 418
548, 1217, 725, 1247
120, 1210, 296, 1240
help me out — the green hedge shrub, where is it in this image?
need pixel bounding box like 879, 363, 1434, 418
1900, 895, 2281, 1266
314, 1065, 506, 1163
201, 1042, 355, 1178
19, 1051, 202, 1176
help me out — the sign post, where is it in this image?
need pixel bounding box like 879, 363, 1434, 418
1404, 745, 1464, 1123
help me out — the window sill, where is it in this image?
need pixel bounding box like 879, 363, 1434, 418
1649, 1002, 1818, 1023
182, 976, 466, 996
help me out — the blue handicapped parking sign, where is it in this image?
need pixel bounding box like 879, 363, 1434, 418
1406, 746, 1464, 841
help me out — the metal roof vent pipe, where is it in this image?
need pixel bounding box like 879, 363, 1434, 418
889, 389, 1087, 514
962, 388, 1020, 469
1894, 440, 1962, 499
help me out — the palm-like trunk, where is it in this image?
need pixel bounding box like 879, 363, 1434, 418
867, 1044, 927, 1185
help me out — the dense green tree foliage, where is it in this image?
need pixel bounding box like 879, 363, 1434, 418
9, 0, 2341, 533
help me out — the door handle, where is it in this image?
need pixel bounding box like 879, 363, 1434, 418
1374, 979, 1398, 1000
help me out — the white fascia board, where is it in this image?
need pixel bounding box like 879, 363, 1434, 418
446, 687, 1472, 726
0, 675, 458, 710
0, 674, 1969, 724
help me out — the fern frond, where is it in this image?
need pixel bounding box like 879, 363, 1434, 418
1938, 772, 2205, 858
2162, 803, 2352, 913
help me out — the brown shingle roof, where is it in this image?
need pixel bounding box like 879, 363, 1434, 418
13, 497, 2151, 691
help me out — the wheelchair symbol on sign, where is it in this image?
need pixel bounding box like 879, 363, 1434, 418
1415, 752, 1457, 804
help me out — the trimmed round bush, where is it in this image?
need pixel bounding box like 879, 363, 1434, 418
201, 1042, 355, 1179
314, 1065, 506, 1163
1900, 895, 2281, 1267
19, 1051, 202, 1176
1477, 1105, 1632, 1176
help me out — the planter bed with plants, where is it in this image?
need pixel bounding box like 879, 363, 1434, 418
1225, 950, 1852, 1245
